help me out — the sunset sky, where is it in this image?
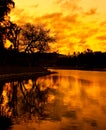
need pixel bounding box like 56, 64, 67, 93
10, 0, 106, 54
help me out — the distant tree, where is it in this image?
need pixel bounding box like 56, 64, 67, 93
84, 48, 93, 54
0, 0, 15, 50
20, 23, 55, 53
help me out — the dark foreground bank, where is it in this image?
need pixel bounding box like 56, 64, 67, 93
0, 66, 55, 81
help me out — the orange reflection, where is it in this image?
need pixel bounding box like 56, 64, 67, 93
36, 69, 106, 130
0, 70, 106, 130
0, 83, 12, 117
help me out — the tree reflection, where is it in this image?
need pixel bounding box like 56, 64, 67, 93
1, 72, 104, 130
0, 82, 13, 130
0, 77, 57, 125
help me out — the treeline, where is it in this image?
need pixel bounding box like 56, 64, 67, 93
0, 50, 58, 66
1, 49, 106, 70
37, 50, 106, 70
55, 50, 106, 70
25, 50, 106, 70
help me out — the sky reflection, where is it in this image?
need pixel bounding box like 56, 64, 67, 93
0, 69, 106, 130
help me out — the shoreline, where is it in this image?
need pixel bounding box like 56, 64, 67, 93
48, 66, 106, 72
0, 66, 55, 82
0, 65, 105, 82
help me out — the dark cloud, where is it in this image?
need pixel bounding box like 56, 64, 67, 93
42, 12, 62, 20
63, 14, 80, 25
96, 35, 106, 40
78, 39, 86, 44
37, 12, 79, 29
84, 8, 97, 15
55, 0, 82, 12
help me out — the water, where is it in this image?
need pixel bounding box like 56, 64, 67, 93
0, 69, 106, 130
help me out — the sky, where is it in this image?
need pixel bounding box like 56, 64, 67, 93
9, 0, 106, 54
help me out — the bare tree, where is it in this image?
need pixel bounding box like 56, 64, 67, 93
21, 23, 55, 53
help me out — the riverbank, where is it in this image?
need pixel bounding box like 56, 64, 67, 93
0, 66, 55, 81
48, 66, 106, 71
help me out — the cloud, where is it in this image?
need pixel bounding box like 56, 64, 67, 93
33, 12, 80, 54
10, 8, 25, 22
84, 8, 97, 16
39, 12, 79, 27
78, 39, 86, 44
29, 4, 39, 8
55, 0, 82, 12
96, 35, 106, 40
63, 14, 79, 24
100, 21, 106, 26
10, 8, 34, 24
12, 8, 25, 15
56, 0, 81, 5
33, 12, 100, 54
10, 0, 106, 54
80, 28, 98, 38
42, 12, 62, 20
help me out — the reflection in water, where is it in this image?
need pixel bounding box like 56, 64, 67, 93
0, 69, 106, 130
0, 78, 58, 130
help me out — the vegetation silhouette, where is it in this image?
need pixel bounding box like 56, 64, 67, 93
0, 0, 15, 51
6, 22, 21, 51
0, 1, 15, 129
54, 49, 106, 70
21, 23, 55, 53
0, 0, 106, 71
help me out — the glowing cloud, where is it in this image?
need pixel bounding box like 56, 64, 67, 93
10, 0, 106, 54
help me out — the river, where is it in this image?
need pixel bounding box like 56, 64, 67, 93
0, 69, 106, 130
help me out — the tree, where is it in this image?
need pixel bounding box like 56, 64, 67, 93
0, 0, 14, 18
20, 23, 55, 53
0, 0, 15, 51
6, 22, 21, 51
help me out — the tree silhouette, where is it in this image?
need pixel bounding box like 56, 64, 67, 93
21, 23, 55, 53
6, 21, 21, 51
0, 0, 15, 51
0, 0, 14, 18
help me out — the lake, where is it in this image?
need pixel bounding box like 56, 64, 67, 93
0, 69, 106, 130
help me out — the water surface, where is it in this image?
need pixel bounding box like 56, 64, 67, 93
0, 69, 106, 130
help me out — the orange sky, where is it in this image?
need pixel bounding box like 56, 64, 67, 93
9, 0, 106, 54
